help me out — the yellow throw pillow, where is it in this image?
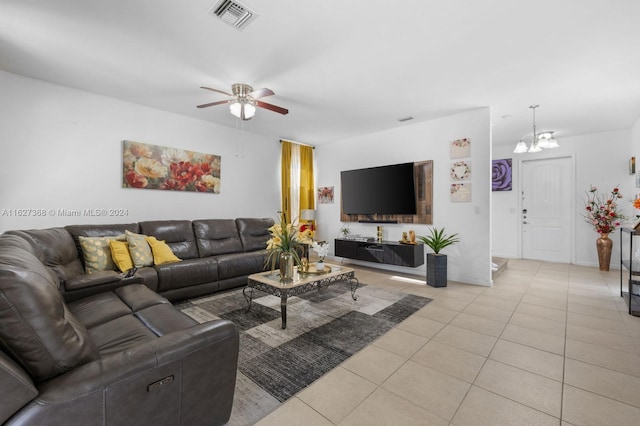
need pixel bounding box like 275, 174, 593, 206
125, 230, 154, 267
109, 240, 134, 272
79, 235, 125, 274
145, 236, 181, 265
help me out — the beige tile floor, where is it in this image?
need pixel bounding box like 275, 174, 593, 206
254, 260, 640, 426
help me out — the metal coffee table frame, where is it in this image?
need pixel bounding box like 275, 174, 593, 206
244, 267, 359, 329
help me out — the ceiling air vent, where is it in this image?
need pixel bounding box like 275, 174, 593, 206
209, 0, 258, 31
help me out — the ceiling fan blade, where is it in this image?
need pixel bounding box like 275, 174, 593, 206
197, 100, 231, 108
249, 88, 275, 99
256, 100, 289, 115
200, 86, 232, 96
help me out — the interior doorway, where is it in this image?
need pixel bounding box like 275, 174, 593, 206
520, 156, 575, 263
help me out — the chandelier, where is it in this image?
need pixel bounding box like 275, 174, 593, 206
513, 105, 559, 153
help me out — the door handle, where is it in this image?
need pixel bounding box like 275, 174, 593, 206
523, 221, 528, 224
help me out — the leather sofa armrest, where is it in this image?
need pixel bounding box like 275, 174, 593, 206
62, 271, 145, 302
6, 320, 239, 426
64, 270, 122, 291
0, 352, 38, 425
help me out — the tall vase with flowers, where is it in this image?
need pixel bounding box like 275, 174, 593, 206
265, 216, 313, 282
583, 185, 626, 271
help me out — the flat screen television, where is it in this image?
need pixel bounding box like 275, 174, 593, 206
341, 162, 417, 217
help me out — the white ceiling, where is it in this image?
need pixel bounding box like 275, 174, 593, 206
1, 0, 639, 147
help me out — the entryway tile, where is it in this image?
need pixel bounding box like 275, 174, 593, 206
340, 387, 448, 426
432, 324, 498, 356
452, 386, 559, 426
509, 312, 566, 337
254, 397, 333, 426
395, 314, 446, 338
297, 367, 376, 424
474, 359, 562, 417
565, 338, 640, 378
372, 327, 428, 358
562, 384, 640, 426
449, 312, 507, 337
489, 339, 564, 381
341, 345, 406, 385
564, 358, 640, 408
500, 323, 565, 355
382, 360, 470, 421
411, 340, 486, 383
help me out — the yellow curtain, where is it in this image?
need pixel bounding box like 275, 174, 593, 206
299, 145, 315, 212
280, 140, 292, 223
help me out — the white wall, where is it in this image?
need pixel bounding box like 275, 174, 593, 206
0, 71, 281, 233
315, 108, 492, 286
492, 128, 636, 268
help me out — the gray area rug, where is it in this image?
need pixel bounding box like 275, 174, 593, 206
176, 282, 431, 425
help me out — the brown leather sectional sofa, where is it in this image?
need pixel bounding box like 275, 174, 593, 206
0, 217, 274, 425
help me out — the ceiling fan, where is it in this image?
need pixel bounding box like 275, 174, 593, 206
197, 83, 289, 120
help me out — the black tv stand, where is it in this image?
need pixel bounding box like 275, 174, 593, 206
335, 239, 424, 267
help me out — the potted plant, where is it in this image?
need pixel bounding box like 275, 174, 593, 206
417, 227, 460, 287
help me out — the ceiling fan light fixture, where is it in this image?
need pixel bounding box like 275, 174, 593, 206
229, 100, 256, 120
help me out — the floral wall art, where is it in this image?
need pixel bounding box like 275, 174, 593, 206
450, 138, 471, 158
492, 158, 512, 191
122, 140, 221, 193
318, 186, 334, 204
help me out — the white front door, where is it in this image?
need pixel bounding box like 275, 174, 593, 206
521, 156, 573, 263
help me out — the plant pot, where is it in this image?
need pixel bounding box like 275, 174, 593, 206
596, 233, 613, 272
427, 253, 447, 287
279, 252, 294, 283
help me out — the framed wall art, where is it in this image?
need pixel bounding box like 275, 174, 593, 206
450, 138, 471, 158
492, 158, 512, 191
451, 160, 471, 181
122, 140, 221, 193
451, 183, 471, 202
318, 186, 334, 204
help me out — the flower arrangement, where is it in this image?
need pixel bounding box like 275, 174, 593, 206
311, 241, 329, 263
584, 185, 626, 234
265, 216, 313, 270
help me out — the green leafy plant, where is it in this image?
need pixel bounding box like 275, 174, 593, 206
417, 227, 460, 254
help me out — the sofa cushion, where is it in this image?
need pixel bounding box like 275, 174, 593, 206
193, 219, 243, 257
236, 218, 274, 252
154, 257, 218, 293
146, 236, 182, 265
66, 223, 140, 267
125, 230, 154, 268
79, 235, 125, 274
216, 251, 268, 280
0, 246, 98, 382
109, 240, 134, 272
6, 228, 84, 286
139, 220, 199, 259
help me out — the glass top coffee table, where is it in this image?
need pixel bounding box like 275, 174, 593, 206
244, 265, 359, 329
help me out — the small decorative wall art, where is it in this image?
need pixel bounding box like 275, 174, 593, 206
451, 183, 471, 202
122, 140, 221, 193
492, 158, 512, 191
450, 138, 471, 158
318, 186, 334, 204
451, 161, 471, 180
